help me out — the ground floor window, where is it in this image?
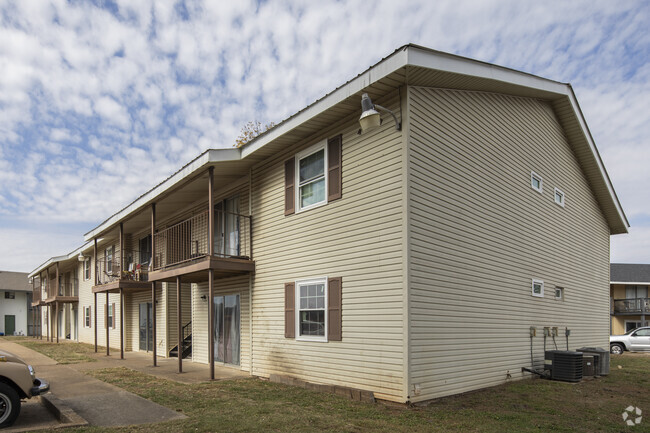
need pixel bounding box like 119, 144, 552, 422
626, 321, 643, 333
296, 277, 327, 341
214, 294, 240, 365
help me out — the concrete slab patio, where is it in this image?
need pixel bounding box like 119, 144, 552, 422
0, 340, 188, 428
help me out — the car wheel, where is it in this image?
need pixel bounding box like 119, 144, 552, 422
610, 343, 624, 355
0, 382, 21, 428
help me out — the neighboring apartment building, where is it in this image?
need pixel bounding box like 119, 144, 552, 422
29, 44, 628, 403
610, 263, 649, 335
0, 271, 34, 336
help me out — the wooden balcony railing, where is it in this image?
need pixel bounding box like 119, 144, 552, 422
613, 298, 650, 314
95, 248, 151, 285
57, 281, 79, 297
32, 287, 41, 303
153, 210, 251, 270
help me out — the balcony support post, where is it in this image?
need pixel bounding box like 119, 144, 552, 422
177, 276, 182, 373
643, 313, 647, 327
94, 238, 98, 352
208, 167, 215, 380
151, 203, 158, 367
152, 281, 157, 367
120, 288, 124, 360
46, 305, 50, 342
119, 222, 124, 275
56, 262, 59, 297
55, 302, 59, 344
209, 269, 214, 380
106, 291, 110, 356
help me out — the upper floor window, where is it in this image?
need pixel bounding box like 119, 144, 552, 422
626, 285, 648, 299
532, 279, 544, 298
554, 188, 565, 207
285, 135, 342, 215
4, 291, 15, 299
84, 258, 91, 281
531, 172, 543, 193
296, 143, 327, 212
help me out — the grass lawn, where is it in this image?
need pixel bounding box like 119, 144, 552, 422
12, 338, 99, 364
40, 353, 650, 433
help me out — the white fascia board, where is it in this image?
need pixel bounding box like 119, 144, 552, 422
28, 255, 69, 279
83, 148, 242, 241
564, 87, 629, 231
406, 47, 569, 96
240, 49, 409, 159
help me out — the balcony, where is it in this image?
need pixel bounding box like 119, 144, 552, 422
31, 287, 43, 307
149, 209, 254, 283
612, 298, 650, 314
44, 280, 79, 304
93, 248, 151, 293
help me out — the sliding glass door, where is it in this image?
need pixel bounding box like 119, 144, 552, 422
214, 196, 240, 257
214, 294, 240, 365
139, 303, 153, 352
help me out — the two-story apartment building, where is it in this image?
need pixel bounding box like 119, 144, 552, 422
610, 263, 649, 334
0, 271, 33, 336
29, 44, 628, 403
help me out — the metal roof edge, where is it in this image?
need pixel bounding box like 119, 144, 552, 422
83, 148, 242, 241
564, 85, 629, 233
610, 281, 650, 285
28, 241, 95, 278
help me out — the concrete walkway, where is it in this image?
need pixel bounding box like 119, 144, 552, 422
73, 345, 248, 384
0, 340, 187, 428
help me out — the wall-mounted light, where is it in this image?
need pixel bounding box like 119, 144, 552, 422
201, 295, 207, 301
77, 252, 88, 262
358, 93, 401, 134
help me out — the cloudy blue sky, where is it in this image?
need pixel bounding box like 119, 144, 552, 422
0, 0, 648, 272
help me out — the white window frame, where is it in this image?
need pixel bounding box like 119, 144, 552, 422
84, 307, 91, 328
531, 171, 543, 194
295, 277, 328, 342
554, 187, 565, 207
532, 279, 544, 298
554, 287, 564, 300
295, 140, 328, 213
84, 258, 91, 281
107, 304, 114, 328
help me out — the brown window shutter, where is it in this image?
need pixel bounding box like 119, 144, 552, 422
328, 277, 342, 341
327, 135, 342, 201
285, 282, 295, 338
104, 304, 107, 329
284, 158, 295, 215
112, 303, 116, 329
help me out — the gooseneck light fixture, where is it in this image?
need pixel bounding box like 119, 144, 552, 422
358, 93, 401, 133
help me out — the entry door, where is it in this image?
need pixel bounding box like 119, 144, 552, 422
214, 294, 240, 365
72, 308, 78, 340
139, 303, 153, 351
4, 315, 15, 335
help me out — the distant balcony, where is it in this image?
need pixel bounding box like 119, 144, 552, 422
31, 288, 43, 306
57, 281, 79, 297
613, 298, 650, 314
96, 249, 151, 286
149, 210, 253, 282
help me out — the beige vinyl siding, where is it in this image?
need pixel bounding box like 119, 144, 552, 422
407, 86, 611, 402
250, 92, 406, 402
192, 276, 251, 371
77, 255, 97, 346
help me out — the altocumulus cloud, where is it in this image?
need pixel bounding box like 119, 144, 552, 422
0, 0, 648, 271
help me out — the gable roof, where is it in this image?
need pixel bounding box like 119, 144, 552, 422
83, 43, 628, 241
611, 263, 650, 284
0, 271, 31, 292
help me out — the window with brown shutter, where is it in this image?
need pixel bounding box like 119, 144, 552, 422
327, 135, 342, 201
328, 277, 342, 341
287, 277, 342, 342
104, 304, 108, 329
112, 303, 116, 329
284, 282, 295, 338
284, 158, 295, 215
